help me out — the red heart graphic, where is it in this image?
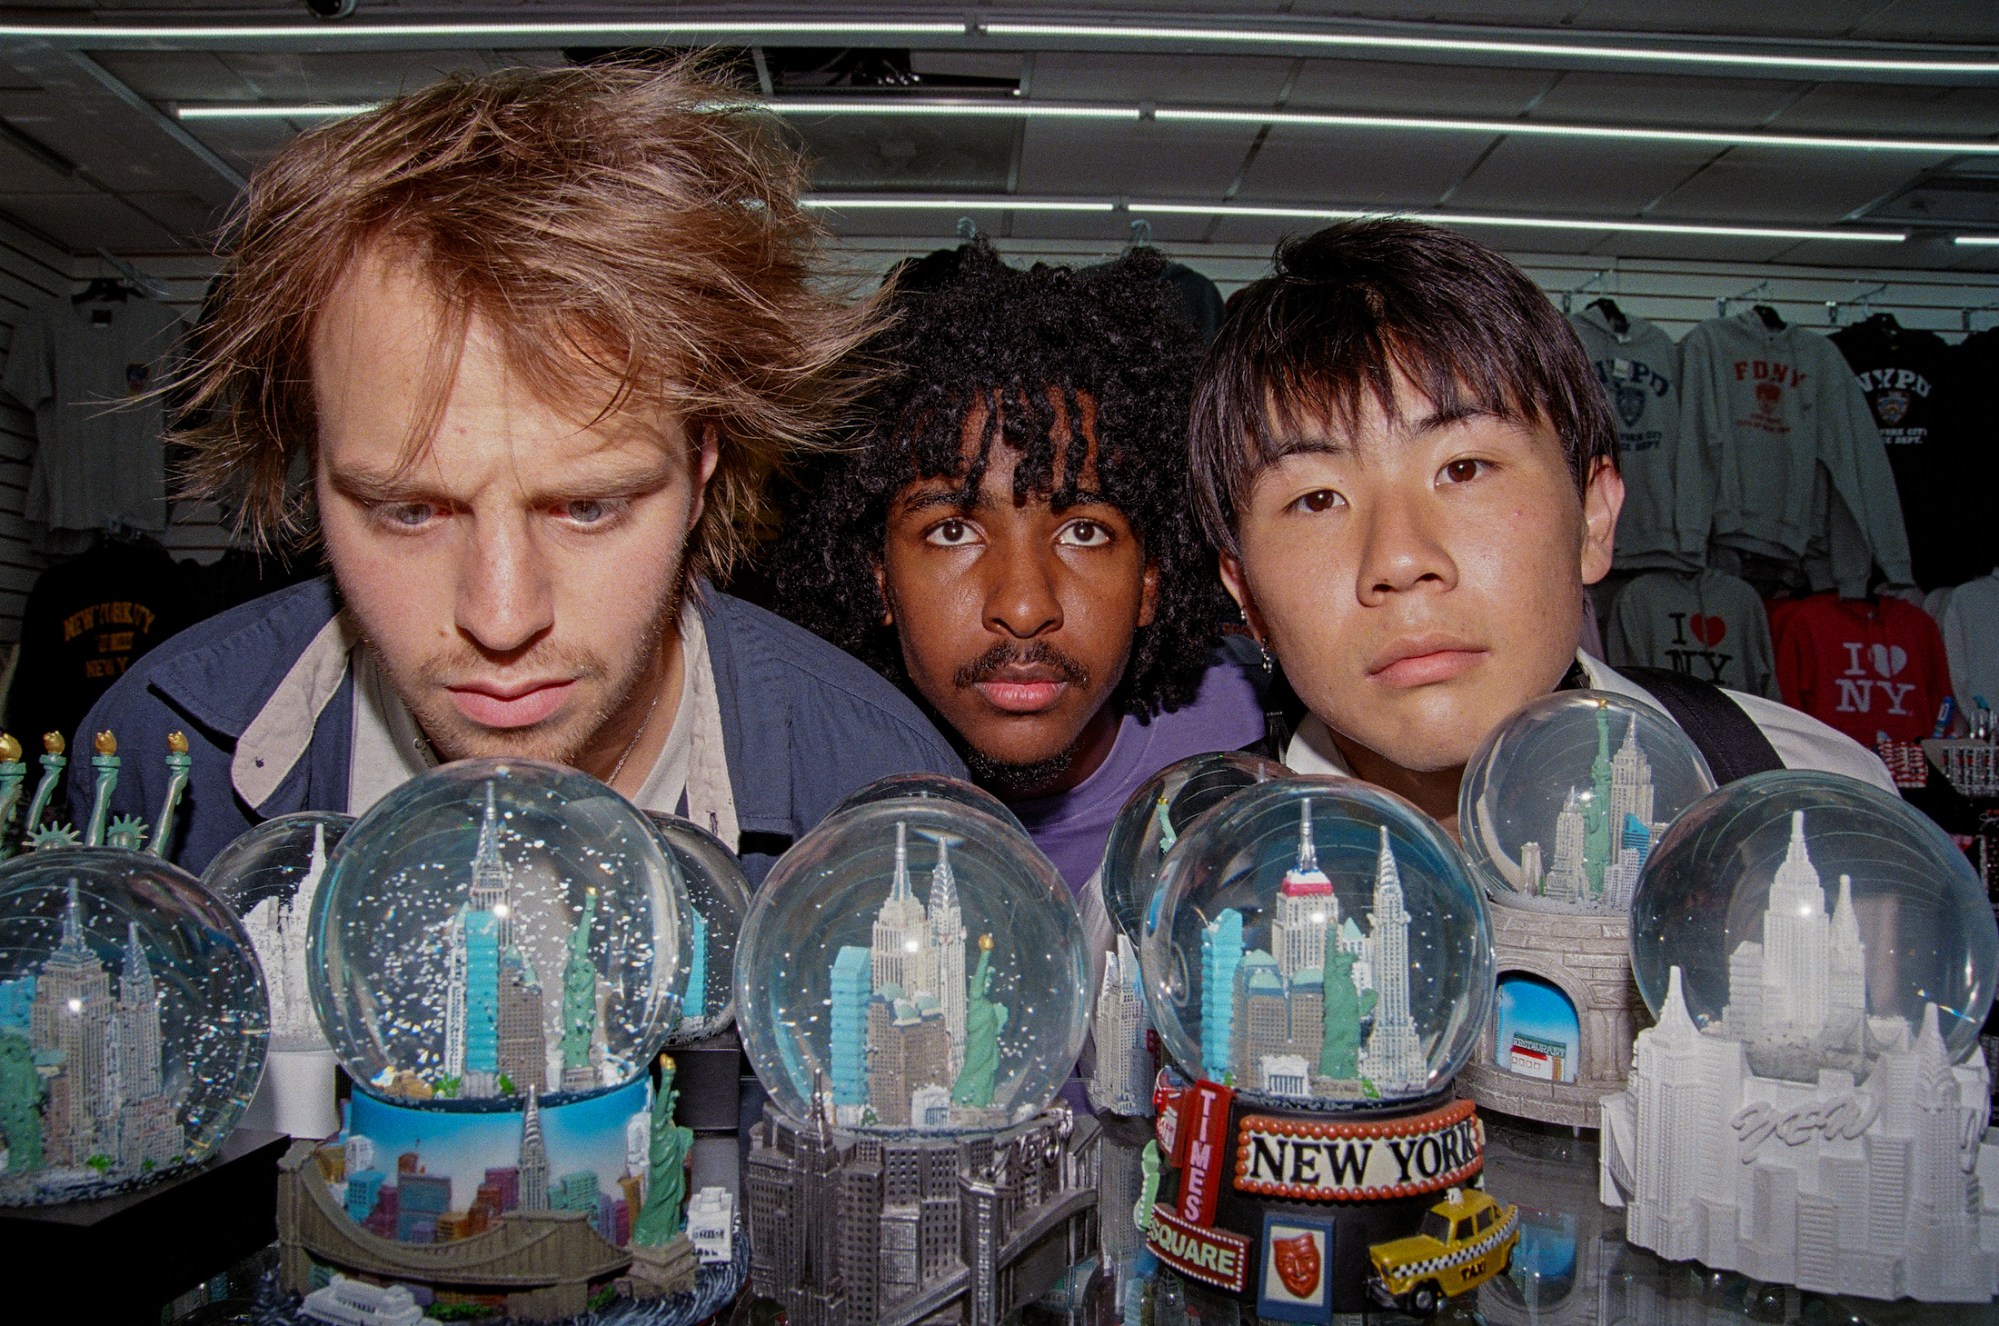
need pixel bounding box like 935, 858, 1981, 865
1689, 614, 1727, 647
1273, 1231, 1322, 1298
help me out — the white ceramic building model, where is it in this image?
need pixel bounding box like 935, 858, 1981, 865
1601, 812, 1999, 1302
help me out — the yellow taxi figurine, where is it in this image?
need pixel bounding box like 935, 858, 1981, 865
1366, 1185, 1520, 1315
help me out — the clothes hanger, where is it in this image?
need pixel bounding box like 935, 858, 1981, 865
1586, 296, 1629, 336
1752, 304, 1787, 331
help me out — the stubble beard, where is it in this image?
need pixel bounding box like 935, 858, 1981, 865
355, 574, 684, 774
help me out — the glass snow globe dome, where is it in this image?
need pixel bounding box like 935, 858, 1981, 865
831, 771, 1031, 841
203, 811, 353, 1051
1141, 777, 1493, 1109
1459, 690, 1714, 915
0, 848, 268, 1205
1630, 770, 1999, 1081
1100, 750, 1288, 944
309, 758, 690, 1107
736, 784, 1088, 1134
644, 812, 749, 1045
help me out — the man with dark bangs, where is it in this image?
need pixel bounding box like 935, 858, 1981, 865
77, 62, 961, 880
773, 242, 1263, 894
1190, 219, 1891, 824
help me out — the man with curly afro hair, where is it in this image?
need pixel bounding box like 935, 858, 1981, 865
773, 242, 1262, 895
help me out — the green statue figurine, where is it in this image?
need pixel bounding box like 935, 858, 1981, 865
1318, 944, 1377, 1082
951, 933, 1008, 1111
0, 1030, 43, 1172
632, 1053, 693, 1246
0, 734, 26, 860
560, 888, 600, 1082
1135, 1139, 1161, 1233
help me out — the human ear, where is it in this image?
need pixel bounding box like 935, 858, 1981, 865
873, 556, 893, 628
1219, 550, 1269, 648
686, 423, 721, 528
1579, 456, 1623, 587
1137, 559, 1161, 629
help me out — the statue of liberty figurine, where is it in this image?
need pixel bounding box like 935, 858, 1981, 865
1319, 944, 1376, 1082
952, 933, 1008, 1110
559, 888, 600, 1088
632, 1053, 693, 1246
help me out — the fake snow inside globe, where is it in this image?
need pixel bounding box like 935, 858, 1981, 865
1140, 776, 1493, 1108
1629, 769, 1999, 1082
202, 810, 353, 1051
831, 771, 1030, 840
735, 782, 1088, 1133
1458, 690, 1714, 914
309, 758, 690, 1107
0, 848, 268, 1205
644, 811, 749, 1045
1099, 749, 1288, 944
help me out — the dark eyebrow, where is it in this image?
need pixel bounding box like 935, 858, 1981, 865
892, 485, 1118, 515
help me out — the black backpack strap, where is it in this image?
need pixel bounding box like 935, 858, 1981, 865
1616, 666, 1784, 785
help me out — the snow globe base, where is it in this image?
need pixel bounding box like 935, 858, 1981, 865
1145, 1075, 1517, 1317
744, 1099, 1101, 1326
1457, 899, 1646, 1129
276, 1072, 748, 1323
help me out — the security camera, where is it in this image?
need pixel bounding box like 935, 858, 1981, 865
304, 0, 356, 18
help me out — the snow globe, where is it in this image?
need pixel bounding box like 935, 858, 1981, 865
644, 813, 748, 1046
735, 774, 1099, 1325
1601, 769, 1999, 1302
1138, 775, 1513, 1315
276, 758, 735, 1318
1457, 690, 1715, 1127
203, 811, 351, 1137
1091, 751, 1286, 1119
829, 769, 1031, 839
0, 847, 268, 1204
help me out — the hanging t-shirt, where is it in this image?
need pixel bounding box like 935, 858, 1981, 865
1604, 568, 1778, 699
1569, 305, 1692, 572
1772, 593, 1953, 744
1829, 315, 1969, 589
1932, 570, 1999, 713
6, 538, 200, 746
1, 295, 185, 539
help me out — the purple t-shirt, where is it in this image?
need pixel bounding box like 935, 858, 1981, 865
1009, 657, 1265, 895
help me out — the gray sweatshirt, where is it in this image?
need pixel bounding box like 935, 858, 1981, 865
1569, 306, 1692, 572
1604, 568, 1778, 699
1678, 312, 1911, 597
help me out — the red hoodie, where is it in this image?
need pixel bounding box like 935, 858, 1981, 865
1773, 593, 1952, 743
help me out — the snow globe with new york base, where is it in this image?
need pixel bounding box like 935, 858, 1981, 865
1137, 775, 1515, 1319
1600, 769, 1999, 1302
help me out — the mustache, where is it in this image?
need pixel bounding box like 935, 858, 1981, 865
952, 640, 1089, 690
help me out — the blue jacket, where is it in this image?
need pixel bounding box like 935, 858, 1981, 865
71, 577, 964, 883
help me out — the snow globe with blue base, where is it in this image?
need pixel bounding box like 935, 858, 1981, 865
1139, 775, 1512, 1316
1456, 690, 1716, 1128
735, 774, 1098, 1326
275, 758, 744, 1320
1602, 769, 1999, 1303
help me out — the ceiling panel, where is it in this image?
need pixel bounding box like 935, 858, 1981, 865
0, 90, 212, 194
787, 115, 1017, 193
174, 118, 300, 176
1771, 84, 1999, 137
1444, 137, 1722, 214
1523, 71, 1808, 128
3, 193, 181, 251
1285, 60, 1556, 116
1015, 120, 1256, 197
1562, 0, 1892, 38
1235, 127, 1495, 207
1648, 149, 1933, 224
1849, 0, 1999, 43
89, 51, 259, 103
1028, 52, 1294, 107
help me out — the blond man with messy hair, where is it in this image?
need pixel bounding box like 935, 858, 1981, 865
78, 60, 962, 882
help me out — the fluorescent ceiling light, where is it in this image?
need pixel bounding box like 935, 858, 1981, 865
806, 193, 1906, 242
0, 19, 962, 41
1954, 235, 1999, 245
984, 22, 1999, 76
176, 103, 374, 120
1157, 108, 1996, 155
173, 97, 1995, 156
804, 197, 1117, 213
